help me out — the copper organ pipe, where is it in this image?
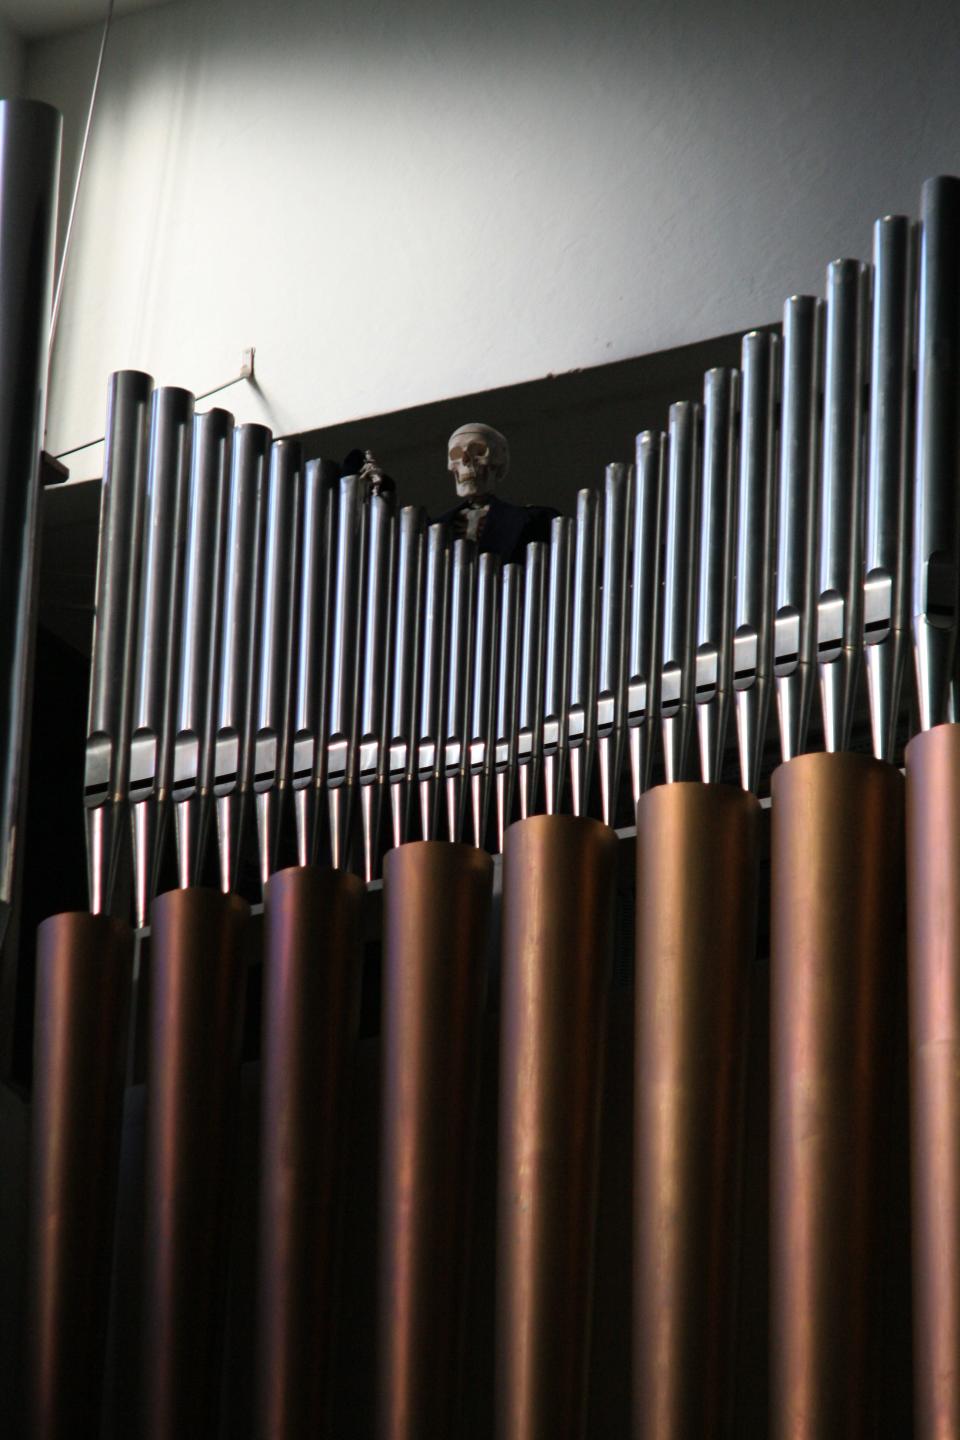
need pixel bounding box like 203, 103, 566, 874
25, 913, 134, 1440
377, 840, 493, 1440
141, 887, 249, 1440
496, 814, 617, 1440
633, 782, 760, 1439
770, 753, 903, 1439
256, 864, 364, 1439
905, 723, 960, 1439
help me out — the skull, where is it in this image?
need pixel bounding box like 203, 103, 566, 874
448, 423, 509, 500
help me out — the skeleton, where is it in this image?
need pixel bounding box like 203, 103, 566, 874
447, 423, 510, 543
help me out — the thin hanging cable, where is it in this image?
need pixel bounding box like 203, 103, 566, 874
47, 0, 116, 362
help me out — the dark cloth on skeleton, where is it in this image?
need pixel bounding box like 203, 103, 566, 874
432, 495, 560, 563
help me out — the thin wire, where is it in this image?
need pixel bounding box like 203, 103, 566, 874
47, 0, 116, 360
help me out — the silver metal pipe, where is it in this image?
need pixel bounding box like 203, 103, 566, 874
84, 370, 153, 917
358, 493, 397, 879
0, 101, 60, 947
468, 551, 500, 847
214, 423, 271, 895
864, 216, 918, 761
542, 517, 572, 816
129, 387, 194, 928
774, 296, 824, 761
817, 259, 871, 753
517, 540, 546, 819
172, 408, 233, 889
912, 176, 960, 733
387, 506, 425, 850
568, 488, 599, 817
660, 401, 702, 783
253, 439, 302, 886
494, 562, 522, 849
442, 537, 476, 843
596, 464, 630, 825
292, 459, 337, 867
415, 522, 448, 841
695, 369, 740, 783
326, 473, 366, 870
627, 432, 666, 807
734, 331, 780, 792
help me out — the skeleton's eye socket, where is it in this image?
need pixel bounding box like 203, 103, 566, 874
450, 446, 464, 462
465, 442, 488, 459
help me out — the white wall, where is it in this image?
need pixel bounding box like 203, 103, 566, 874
0, 20, 24, 97
25, 0, 960, 479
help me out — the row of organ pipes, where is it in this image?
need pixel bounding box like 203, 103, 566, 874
87, 180, 945, 916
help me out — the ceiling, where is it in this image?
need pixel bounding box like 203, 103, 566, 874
0, 0, 170, 41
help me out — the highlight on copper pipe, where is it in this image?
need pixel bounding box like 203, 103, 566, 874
377, 841, 492, 1440
496, 814, 617, 1440
141, 887, 249, 1440
905, 723, 960, 1438
770, 752, 903, 1439
25, 912, 134, 1440
256, 865, 364, 1440
634, 782, 759, 1439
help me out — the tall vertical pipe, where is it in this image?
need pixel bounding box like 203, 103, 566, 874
25, 913, 133, 1440
256, 865, 364, 1439
378, 841, 492, 1440
905, 723, 960, 1438
770, 753, 903, 1438
633, 783, 759, 1438
0, 100, 60, 949
496, 815, 617, 1440
141, 888, 249, 1440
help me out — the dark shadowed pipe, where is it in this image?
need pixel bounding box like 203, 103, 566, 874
770, 753, 903, 1439
906, 722, 960, 1438
25, 913, 133, 1440
141, 888, 249, 1440
256, 864, 364, 1439
0, 100, 61, 949
634, 782, 760, 1439
496, 814, 617, 1440
377, 841, 492, 1440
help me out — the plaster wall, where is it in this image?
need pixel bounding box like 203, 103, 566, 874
24, 0, 960, 480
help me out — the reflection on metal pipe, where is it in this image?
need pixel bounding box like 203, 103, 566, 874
496, 815, 616, 1440
911, 176, 960, 733
441, 538, 475, 844
494, 561, 522, 850
542, 516, 572, 816
468, 551, 500, 847
734, 332, 779, 792
568, 488, 599, 817
517, 541, 546, 820
596, 464, 630, 824
85, 369, 153, 917
660, 402, 702, 783
358, 493, 396, 877
770, 753, 903, 1439
378, 842, 492, 1440
627, 433, 665, 806
817, 259, 870, 753
387, 506, 425, 850
327, 473, 366, 868
172, 408, 233, 889
254, 439, 302, 886
214, 423, 271, 895
26, 913, 133, 1440
0, 100, 60, 948
415, 523, 448, 842
695, 370, 739, 784
292, 459, 336, 868
129, 387, 194, 927
864, 217, 917, 762
634, 783, 759, 1439
775, 296, 823, 761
